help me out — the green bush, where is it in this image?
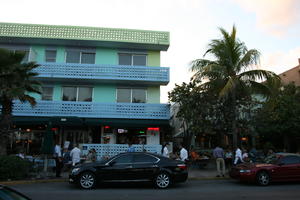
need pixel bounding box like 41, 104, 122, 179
0, 155, 32, 180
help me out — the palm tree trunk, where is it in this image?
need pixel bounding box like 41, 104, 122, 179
231, 92, 238, 148
0, 98, 13, 155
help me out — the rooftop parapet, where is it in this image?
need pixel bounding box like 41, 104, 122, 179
0, 22, 169, 51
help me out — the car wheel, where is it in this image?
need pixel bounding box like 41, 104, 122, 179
256, 171, 270, 186
79, 172, 96, 189
155, 172, 171, 189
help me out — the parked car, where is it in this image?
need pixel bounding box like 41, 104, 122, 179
69, 152, 188, 189
230, 153, 300, 186
0, 185, 31, 200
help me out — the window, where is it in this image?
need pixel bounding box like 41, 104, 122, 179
281, 156, 300, 165
65, 50, 95, 64
119, 53, 147, 66
41, 87, 53, 101
117, 88, 146, 103
133, 154, 158, 163
112, 155, 133, 164
62, 86, 93, 102
45, 50, 56, 62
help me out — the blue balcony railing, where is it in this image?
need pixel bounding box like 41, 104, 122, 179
32, 63, 169, 85
13, 100, 170, 120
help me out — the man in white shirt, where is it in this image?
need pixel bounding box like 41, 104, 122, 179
54, 143, 62, 177
179, 144, 188, 162
70, 144, 81, 166
162, 143, 170, 158
234, 147, 243, 165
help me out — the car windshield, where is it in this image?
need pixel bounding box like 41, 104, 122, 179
0, 187, 29, 200
263, 154, 279, 164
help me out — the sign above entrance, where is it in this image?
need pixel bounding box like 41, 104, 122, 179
147, 127, 160, 131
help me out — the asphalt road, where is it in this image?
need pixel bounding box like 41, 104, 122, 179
11, 179, 300, 200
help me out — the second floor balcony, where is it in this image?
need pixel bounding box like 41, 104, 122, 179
13, 100, 170, 120
32, 62, 169, 85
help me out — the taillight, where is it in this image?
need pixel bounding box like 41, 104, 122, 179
177, 164, 187, 170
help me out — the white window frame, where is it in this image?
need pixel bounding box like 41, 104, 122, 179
61, 86, 94, 102
116, 88, 147, 103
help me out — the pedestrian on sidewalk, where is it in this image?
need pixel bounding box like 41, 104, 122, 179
53, 142, 63, 177
213, 145, 225, 177
161, 143, 170, 158
179, 144, 188, 163
70, 144, 81, 166
234, 146, 243, 165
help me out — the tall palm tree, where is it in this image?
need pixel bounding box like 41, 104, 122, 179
190, 26, 280, 147
0, 48, 41, 155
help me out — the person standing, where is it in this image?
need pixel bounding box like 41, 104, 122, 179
161, 143, 170, 158
179, 144, 188, 162
213, 145, 225, 177
127, 142, 135, 152
54, 142, 63, 177
70, 144, 81, 166
234, 146, 243, 165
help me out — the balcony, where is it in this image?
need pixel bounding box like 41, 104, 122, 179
32, 63, 169, 85
13, 100, 170, 120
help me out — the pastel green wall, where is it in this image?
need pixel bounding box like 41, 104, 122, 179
31, 45, 45, 62
56, 47, 65, 62
95, 48, 117, 64
147, 86, 160, 103
53, 84, 61, 100
147, 51, 160, 66
93, 85, 116, 102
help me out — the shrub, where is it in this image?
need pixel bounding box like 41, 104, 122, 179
0, 155, 32, 180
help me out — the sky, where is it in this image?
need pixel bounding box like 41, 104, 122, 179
0, 0, 299, 103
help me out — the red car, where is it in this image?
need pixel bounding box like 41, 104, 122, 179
230, 153, 300, 186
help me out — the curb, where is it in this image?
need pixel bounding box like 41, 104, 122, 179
0, 177, 231, 185
0, 178, 68, 185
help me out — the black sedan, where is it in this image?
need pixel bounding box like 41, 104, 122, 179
69, 152, 188, 189
0, 185, 31, 200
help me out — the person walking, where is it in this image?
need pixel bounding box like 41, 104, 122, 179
234, 146, 243, 165
179, 144, 188, 162
85, 148, 97, 163
161, 143, 170, 158
54, 142, 63, 177
213, 145, 225, 177
70, 144, 81, 166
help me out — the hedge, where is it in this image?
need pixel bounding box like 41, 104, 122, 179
0, 155, 32, 180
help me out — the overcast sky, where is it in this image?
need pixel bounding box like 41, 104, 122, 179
1, 0, 299, 103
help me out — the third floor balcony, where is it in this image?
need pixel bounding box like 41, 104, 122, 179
32, 62, 169, 85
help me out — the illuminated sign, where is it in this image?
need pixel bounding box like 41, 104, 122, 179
147, 127, 160, 131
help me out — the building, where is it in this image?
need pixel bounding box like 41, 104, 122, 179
279, 58, 300, 86
0, 22, 170, 154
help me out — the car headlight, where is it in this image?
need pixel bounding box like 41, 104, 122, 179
239, 169, 251, 173
72, 168, 80, 174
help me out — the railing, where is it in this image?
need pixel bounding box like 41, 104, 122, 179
82, 144, 162, 160
32, 62, 169, 85
13, 100, 170, 120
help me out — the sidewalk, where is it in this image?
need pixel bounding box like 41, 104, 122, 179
0, 160, 229, 185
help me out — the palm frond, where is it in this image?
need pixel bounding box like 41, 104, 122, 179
238, 69, 280, 82
219, 77, 237, 98
236, 49, 260, 73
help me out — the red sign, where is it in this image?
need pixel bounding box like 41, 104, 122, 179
51, 128, 58, 131
104, 126, 110, 129
147, 127, 160, 131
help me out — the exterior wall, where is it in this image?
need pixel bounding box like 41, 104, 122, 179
147, 86, 160, 103
93, 85, 116, 102
148, 51, 160, 66
95, 48, 117, 64
31, 45, 45, 62
279, 60, 300, 86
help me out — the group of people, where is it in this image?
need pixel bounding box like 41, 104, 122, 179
53, 143, 97, 177
212, 145, 262, 177
161, 143, 188, 162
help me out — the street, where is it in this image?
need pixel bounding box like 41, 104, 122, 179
11, 179, 300, 200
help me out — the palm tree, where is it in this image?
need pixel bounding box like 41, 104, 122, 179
190, 26, 280, 147
0, 48, 41, 155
